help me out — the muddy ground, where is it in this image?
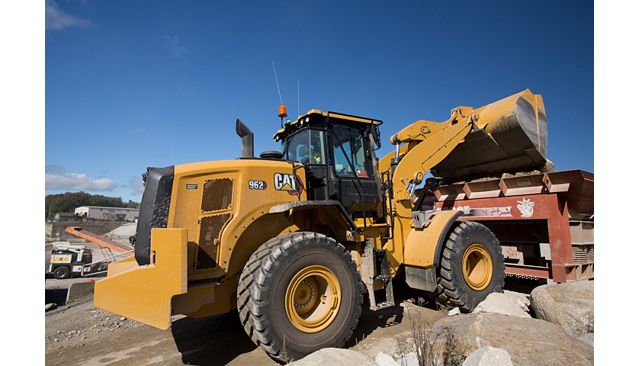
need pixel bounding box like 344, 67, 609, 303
45, 297, 445, 366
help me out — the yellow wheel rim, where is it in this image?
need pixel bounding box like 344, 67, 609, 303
285, 265, 341, 333
462, 244, 493, 291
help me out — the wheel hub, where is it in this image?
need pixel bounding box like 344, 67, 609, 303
285, 265, 341, 333
462, 243, 493, 291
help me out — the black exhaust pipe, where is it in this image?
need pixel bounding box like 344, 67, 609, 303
235, 119, 254, 158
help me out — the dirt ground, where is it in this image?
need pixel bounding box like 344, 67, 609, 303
45, 242, 535, 365
44, 236, 447, 366
45, 297, 445, 366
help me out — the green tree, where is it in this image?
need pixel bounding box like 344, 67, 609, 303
45, 192, 140, 219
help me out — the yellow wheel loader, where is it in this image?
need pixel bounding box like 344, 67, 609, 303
95, 89, 548, 362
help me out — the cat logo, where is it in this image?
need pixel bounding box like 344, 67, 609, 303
274, 173, 298, 191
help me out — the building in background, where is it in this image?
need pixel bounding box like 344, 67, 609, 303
74, 206, 139, 222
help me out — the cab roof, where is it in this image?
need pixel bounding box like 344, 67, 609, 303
273, 109, 383, 141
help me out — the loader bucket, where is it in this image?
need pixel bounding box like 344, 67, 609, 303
432, 89, 548, 183
94, 228, 188, 330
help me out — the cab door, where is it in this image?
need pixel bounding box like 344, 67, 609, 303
330, 124, 379, 216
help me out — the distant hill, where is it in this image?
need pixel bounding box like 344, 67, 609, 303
45, 192, 140, 219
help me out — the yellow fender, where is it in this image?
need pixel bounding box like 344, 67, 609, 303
403, 210, 462, 268
94, 228, 188, 329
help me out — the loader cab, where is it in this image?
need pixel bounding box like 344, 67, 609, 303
276, 110, 383, 218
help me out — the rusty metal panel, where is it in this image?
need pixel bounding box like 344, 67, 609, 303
569, 220, 594, 245
195, 213, 231, 270
499, 174, 545, 196
564, 263, 594, 281
433, 183, 466, 201
542, 170, 594, 218
201, 178, 233, 212
543, 172, 572, 193
463, 180, 502, 199
505, 264, 550, 279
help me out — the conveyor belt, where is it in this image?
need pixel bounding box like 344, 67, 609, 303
64, 227, 133, 253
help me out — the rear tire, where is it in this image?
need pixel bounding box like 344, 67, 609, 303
53, 266, 71, 280
436, 221, 505, 312
237, 232, 362, 363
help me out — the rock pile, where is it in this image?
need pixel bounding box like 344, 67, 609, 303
530, 280, 594, 337
288, 281, 594, 366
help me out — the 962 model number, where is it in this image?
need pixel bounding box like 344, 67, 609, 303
248, 180, 267, 190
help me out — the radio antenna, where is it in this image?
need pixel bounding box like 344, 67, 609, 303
272, 61, 283, 105
271, 61, 287, 126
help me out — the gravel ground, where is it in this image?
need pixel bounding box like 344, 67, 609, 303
45, 297, 445, 366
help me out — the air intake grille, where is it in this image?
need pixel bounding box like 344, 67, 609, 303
201, 178, 233, 212
195, 213, 231, 270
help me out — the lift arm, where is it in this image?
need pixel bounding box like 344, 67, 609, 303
391, 108, 475, 202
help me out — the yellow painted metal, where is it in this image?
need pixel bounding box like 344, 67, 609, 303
403, 210, 461, 267
382, 113, 473, 273
177, 275, 239, 318
462, 244, 493, 291
94, 228, 188, 330
380, 90, 545, 276
285, 265, 341, 333
392, 112, 473, 197
168, 159, 307, 281
97, 89, 545, 331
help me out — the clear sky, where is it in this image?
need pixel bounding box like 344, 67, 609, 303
45, 0, 594, 202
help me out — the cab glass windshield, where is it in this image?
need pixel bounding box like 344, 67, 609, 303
285, 129, 326, 164
332, 125, 372, 178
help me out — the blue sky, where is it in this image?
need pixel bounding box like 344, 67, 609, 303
46, 0, 593, 202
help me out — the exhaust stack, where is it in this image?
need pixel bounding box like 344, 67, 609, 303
235, 119, 254, 158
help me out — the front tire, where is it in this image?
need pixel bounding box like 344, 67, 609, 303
436, 221, 505, 312
53, 266, 71, 279
237, 232, 362, 363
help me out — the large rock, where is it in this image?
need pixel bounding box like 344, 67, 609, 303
530, 280, 594, 337
503, 290, 531, 313
431, 313, 593, 365
579, 333, 594, 347
472, 292, 531, 318
287, 348, 375, 366
396, 352, 418, 366
462, 346, 513, 366
375, 352, 399, 366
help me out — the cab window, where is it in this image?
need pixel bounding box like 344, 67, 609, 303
286, 129, 326, 164
332, 125, 372, 178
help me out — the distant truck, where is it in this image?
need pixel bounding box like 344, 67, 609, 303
47, 242, 106, 279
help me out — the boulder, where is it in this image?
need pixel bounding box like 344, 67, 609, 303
579, 333, 594, 347
462, 346, 513, 366
503, 290, 531, 313
431, 313, 593, 366
287, 348, 375, 366
530, 280, 594, 337
472, 292, 530, 318
375, 352, 398, 366
352, 332, 410, 360
396, 352, 418, 366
